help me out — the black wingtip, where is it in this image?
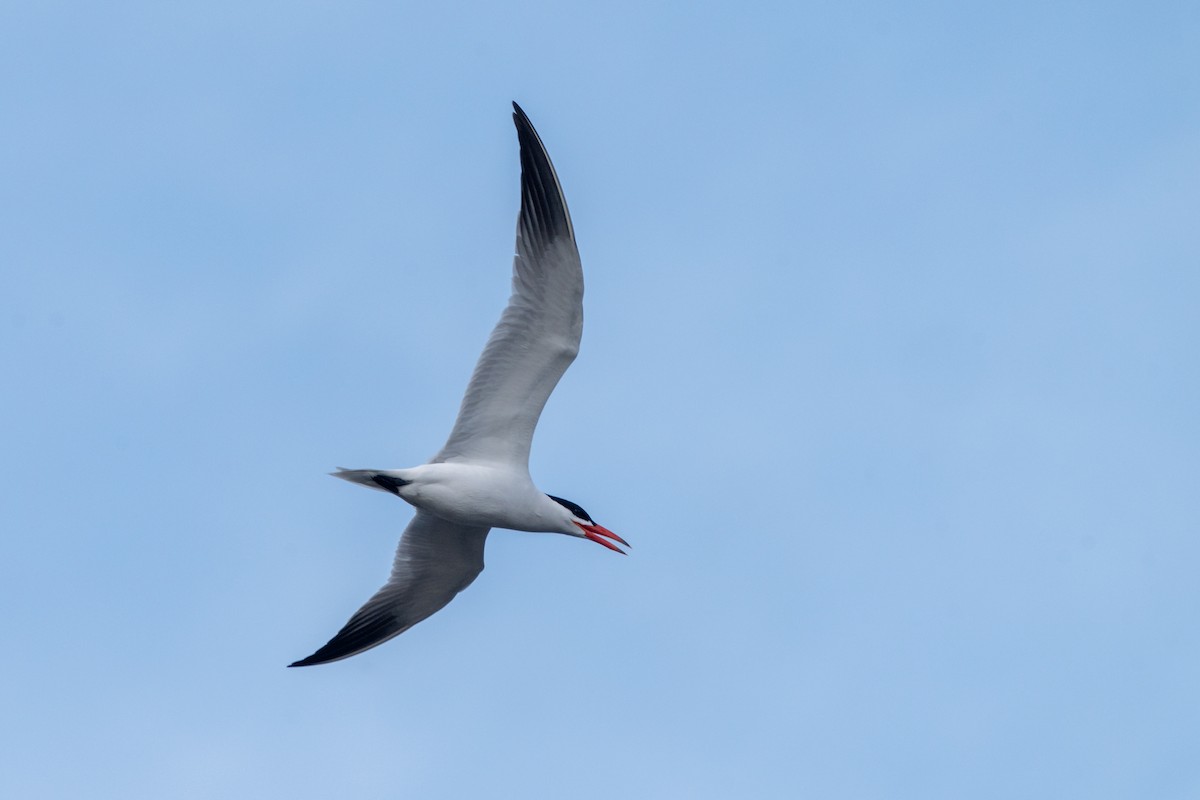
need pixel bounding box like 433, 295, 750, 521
510, 101, 574, 244
288, 641, 350, 668
287, 647, 341, 668
510, 101, 536, 142
288, 649, 335, 668
287, 611, 403, 668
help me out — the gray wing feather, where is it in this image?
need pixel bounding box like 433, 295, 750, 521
434, 103, 582, 467
289, 512, 489, 667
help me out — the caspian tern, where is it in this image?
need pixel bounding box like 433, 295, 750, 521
289, 103, 626, 668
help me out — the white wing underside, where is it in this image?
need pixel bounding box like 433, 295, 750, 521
434, 105, 582, 469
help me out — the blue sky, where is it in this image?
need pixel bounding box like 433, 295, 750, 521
2, 1, 1198, 797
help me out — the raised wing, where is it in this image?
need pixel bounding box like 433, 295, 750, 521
289, 512, 489, 667
434, 103, 583, 467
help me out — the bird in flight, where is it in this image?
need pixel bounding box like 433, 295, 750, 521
290, 103, 626, 668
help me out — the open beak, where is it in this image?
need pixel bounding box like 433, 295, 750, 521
574, 522, 629, 555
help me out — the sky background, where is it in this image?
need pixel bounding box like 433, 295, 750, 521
2, 1, 1199, 797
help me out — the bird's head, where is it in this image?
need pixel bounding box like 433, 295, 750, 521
547, 494, 628, 554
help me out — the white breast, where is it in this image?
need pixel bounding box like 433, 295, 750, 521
398, 462, 556, 532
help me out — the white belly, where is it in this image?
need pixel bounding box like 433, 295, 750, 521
398, 462, 552, 531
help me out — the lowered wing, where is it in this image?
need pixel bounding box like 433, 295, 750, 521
289, 511, 490, 667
